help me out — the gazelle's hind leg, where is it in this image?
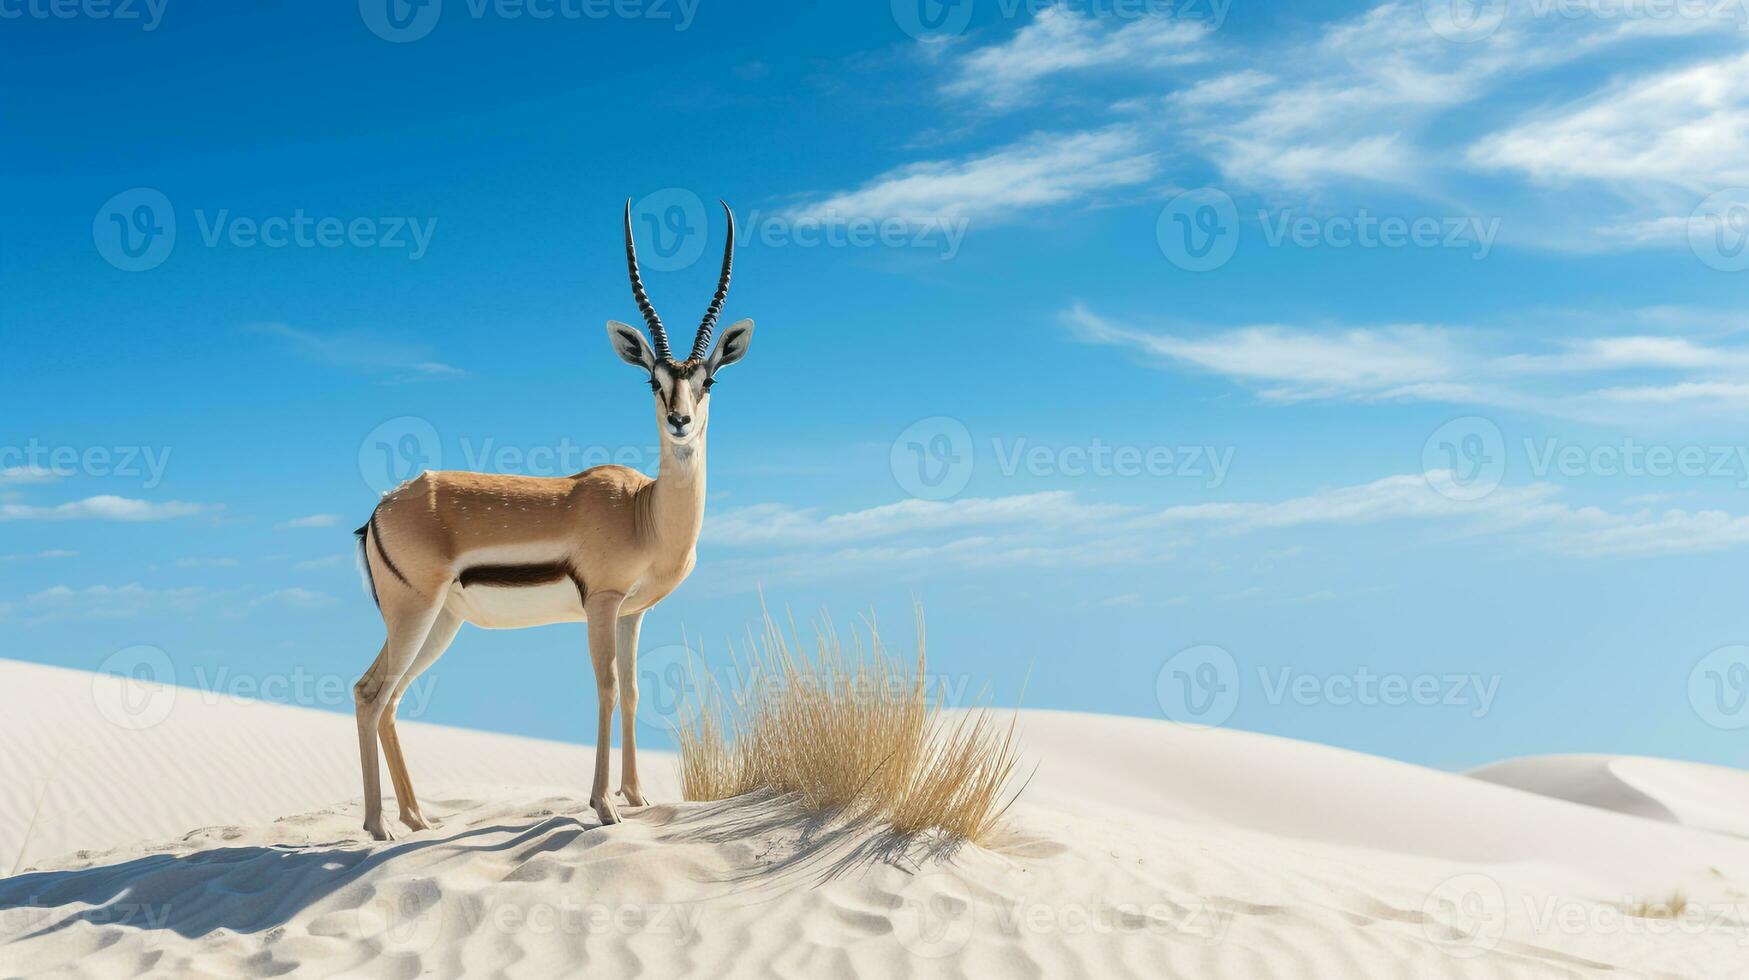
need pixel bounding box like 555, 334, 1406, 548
355, 592, 445, 842
379, 608, 463, 833
615, 610, 649, 808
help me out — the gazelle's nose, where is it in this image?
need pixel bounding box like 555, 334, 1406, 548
667, 411, 692, 429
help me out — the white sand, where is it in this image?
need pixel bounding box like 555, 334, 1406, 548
1471, 754, 1749, 840
3, 656, 1748, 977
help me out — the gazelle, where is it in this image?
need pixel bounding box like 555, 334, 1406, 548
350, 201, 753, 839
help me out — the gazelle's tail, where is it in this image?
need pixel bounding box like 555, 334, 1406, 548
354, 519, 379, 608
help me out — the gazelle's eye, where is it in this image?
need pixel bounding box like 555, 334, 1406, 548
701, 378, 715, 393
648, 378, 660, 393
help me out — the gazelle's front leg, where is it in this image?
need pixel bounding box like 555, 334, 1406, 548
584, 590, 627, 826
615, 610, 649, 808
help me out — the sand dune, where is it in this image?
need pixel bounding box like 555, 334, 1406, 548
1471, 754, 1749, 840
4, 657, 1749, 977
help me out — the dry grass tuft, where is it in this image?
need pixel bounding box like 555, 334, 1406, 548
888, 710, 1024, 843
675, 608, 1024, 846
1622, 892, 1689, 919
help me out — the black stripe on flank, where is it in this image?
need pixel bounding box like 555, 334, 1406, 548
458, 562, 589, 606
369, 509, 413, 589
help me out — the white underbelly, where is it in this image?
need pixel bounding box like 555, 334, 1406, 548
446, 580, 586, 630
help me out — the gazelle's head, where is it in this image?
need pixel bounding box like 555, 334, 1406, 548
608, 200, 754, 448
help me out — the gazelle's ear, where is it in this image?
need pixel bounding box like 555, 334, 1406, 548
706, 319, 754, 374
606, 320, 657, 370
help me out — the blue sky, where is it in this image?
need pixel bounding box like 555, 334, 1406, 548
4, 0, 1749, 770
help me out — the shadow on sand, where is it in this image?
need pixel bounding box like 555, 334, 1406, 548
0, 813, 600, 943
0, 792, 971, 945
650, 790, 970, 894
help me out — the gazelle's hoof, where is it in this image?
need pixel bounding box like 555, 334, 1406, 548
399, 810, 433, 832
363, 818, 396, 842
590, 797, 623, 826
617, 787, 649, 808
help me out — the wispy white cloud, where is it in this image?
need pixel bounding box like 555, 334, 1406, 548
785, 126, 1157, 226
176, 556, 239, 568
697, 467, 1749, 594
248, 323, 465, 384
1064, 304, 1473, 402
698, 532, 1163, 593
1290, 586, 1390, 603
0, 584, 213, 624
0, 496, 211, 522
1170, 1, 1744, 193
1587, 381, 1749, 408
880, 2, 1749, 252
0, 549, 78, 562
1549, 506, 1749, 557
1170, 69, 1274, 109
1144, 471, 1749, 559
1470, 50, 1749, 193
279, 513, 342, 530
0, 582, 337, 624
944, 6, 1207, 109
250, 587, 336, 610
1163, 2, 1525, 188
706, 491, 1133, 548
1497, 336, 1734, 374
1465, 47, 1749, 245
1138, 472, 1559, 533
1215, 586, 1264, 601
0, 466, 61, 486
1065, 304, 1749, 418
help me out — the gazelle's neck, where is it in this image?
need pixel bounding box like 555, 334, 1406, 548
647, 434, 706, 551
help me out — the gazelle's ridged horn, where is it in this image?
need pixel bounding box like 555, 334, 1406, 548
624, 199, 672, 360
691, 200, 735, 362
